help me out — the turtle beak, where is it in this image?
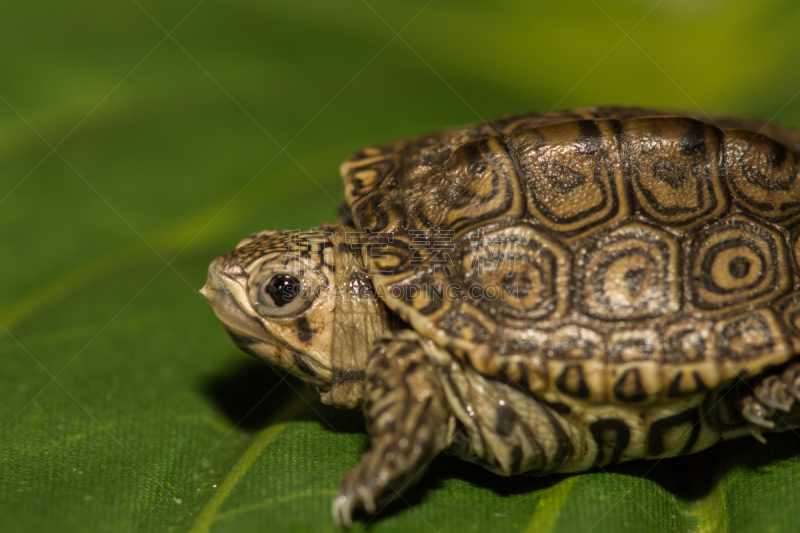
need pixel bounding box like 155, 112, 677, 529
201, 257, 265, 342
199, 256, 224, 302
199, 284, 212, 299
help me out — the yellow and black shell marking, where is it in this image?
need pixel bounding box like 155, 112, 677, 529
341, 107, 800, 407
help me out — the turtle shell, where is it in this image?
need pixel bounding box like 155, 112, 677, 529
341, 107, 800, 405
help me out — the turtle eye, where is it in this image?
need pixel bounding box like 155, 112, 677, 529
263, 274, 300, 307
252, 272, 317, 317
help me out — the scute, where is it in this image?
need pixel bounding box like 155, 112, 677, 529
607, 328, 662, 403
454, 222, 572, 324
725, 130, 800, 227
625, 117, 728, 229
428, 136, 526, 235
794, 229, 800, 272
342, 107, 800, 405
546, 326, 605, 401
716, 308, 792, 365
510, 119, 629, 240
687, 213, 791, 312
779, 292, 800, 338
576, 221, 680, 321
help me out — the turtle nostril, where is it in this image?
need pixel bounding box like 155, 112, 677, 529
201, 257, 231, 299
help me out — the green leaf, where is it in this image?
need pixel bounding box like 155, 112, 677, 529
2, 1, 800, 531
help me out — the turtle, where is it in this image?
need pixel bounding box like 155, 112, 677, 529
200, 106, 800, 526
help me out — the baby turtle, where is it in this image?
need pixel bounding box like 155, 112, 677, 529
201, 107, 800, 526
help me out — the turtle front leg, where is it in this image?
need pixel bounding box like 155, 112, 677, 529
332, 331, 453, 527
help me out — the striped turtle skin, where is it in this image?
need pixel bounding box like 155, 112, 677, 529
202, 107, 800, 526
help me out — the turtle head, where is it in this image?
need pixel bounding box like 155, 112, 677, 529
201, 225, 390, 408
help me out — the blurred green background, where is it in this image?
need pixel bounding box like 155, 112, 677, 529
3, 1, 800, 531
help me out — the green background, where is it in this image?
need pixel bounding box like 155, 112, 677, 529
3, 1, 800, 531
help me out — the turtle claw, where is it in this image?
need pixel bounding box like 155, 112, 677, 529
741, 396, 776, 429
755, 375, 793, 412
749, 425, 768, 444
331, 483, 369, 528
332, 483, 378, 529
783, 367, 800, 400
332, 493, 354, 529
743, 401, 773, 445
332, 453, 391, 528
787, 383, 800, 402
